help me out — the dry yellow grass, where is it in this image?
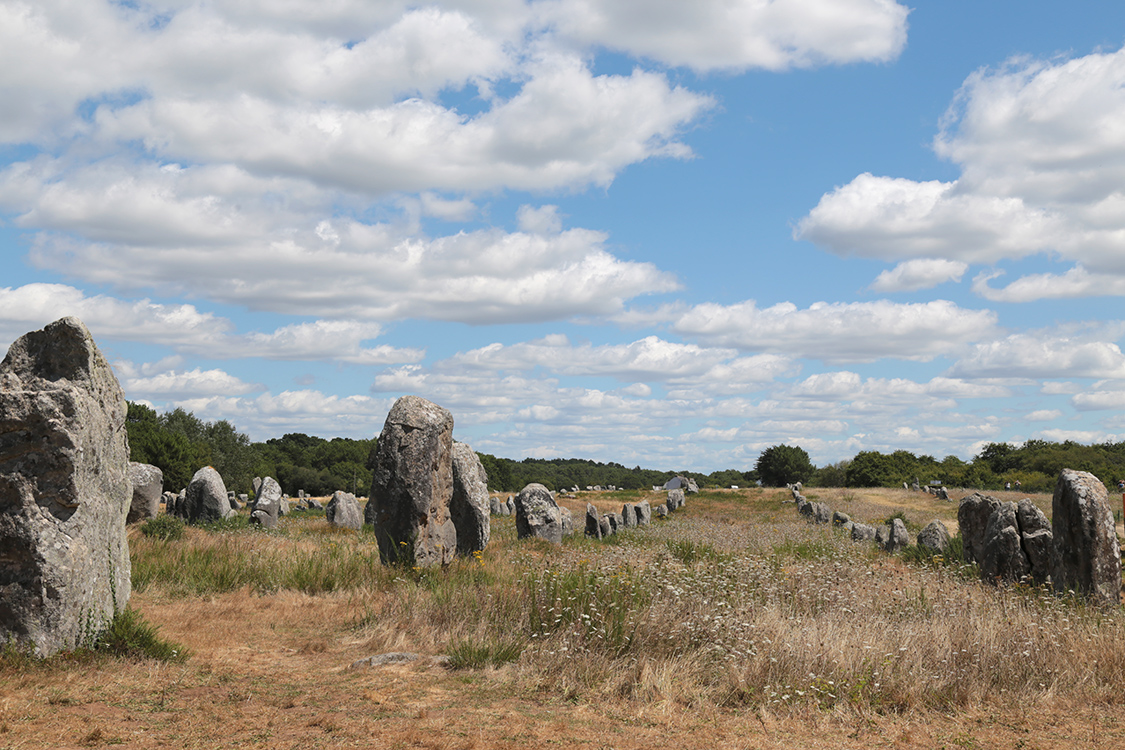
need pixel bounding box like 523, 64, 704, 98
2, 486, 1124, 749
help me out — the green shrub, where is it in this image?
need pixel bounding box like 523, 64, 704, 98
140, 515, 185, 541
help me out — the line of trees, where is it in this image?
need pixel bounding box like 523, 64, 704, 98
126, 403, 1125, 496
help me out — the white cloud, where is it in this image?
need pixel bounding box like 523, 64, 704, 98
796, 173, 1061, 262
950, 331, 1125, 380
1025, 409, 1063, 421
797, 45, 1125, 301
671, 299, 996, 362
0, 284, 421, 365
870, 258, 968, 292
536, 0, 909, 72
1072, 384, 1125, 411
95, 53, 711, 195
1034, 428, 1120, 444
116, 364, 264, 399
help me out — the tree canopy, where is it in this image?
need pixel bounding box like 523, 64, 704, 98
754, 444, 815, 487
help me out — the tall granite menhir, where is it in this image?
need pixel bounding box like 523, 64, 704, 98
1052, 469, 1121, 604
365, 396, 457, 566
0, 318, 132, 656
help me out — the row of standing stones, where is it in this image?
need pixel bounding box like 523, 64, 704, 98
788, 471, 1123, 604
3, 316, 1123, 656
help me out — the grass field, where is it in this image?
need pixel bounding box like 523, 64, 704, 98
2, 486, 1124, 749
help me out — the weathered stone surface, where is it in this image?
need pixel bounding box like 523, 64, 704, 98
875, 524, 889, 549
252, 477, 262, 495
559, 507, 574, 537
506, 497, 515, 515
326, 490, 362, 530
980, 502, 1030, 583
184, 466, 234, 523
161, 491, 175, 514
0, 317, 131, 656
249, 476, 282, 529
127, 462, 162, 524
634, 500, 652, 526
450, 442, 490, 556
490, 496, 502, 516
851, 523, 876, 542
620, 503, 636, 528
884, 518, 911, 553
936, 487, 950, 501
515, 483, 564, 544
840, 520, 854, 536
585, 503, 602, 538
598, 515, 612, 536
365, 396, 457, 566
812, 502, 832, 524
686, 478, 699, 493
958, 492, 1001, 565
917, 520, 951, 554
1052, 469, 1121, 603
667, 488, 685, 511
307, 498, 323, 510
607, 512, 624, 533
832, 511, 851, 527
655, 504, 668, 518
797, 498, 813, 518
1016, 499, 1053, 581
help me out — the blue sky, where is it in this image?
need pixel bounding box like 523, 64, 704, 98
5, 0, 1125, 472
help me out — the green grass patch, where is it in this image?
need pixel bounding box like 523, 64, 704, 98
94, 608, 189, 662
140, 515, 185, 541
446, 636, 524, 669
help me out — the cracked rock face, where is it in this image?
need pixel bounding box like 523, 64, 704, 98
0, 317, 132, 656
365, 396, 456, 566
1052, 469, 1121, 604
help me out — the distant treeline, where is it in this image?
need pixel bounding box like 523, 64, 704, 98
125, 402, 1125, 496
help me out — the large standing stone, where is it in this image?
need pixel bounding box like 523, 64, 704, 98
450, 442, 490, 555
979, 502, 1030, 582
958, 492, 1001, 565
127, 462, 163, 524
884, 518, 911, 553
1052, 469, 1121, 603
0, 317, 131, 656
251, 477, 283, 528
365, 396, 457, 566
667, 488, 685, 511
620, 503, 636, 528
634, 500, 652, 527
917, 520, 951, 554
326, 490, 363, 530
585, 503, 602, 538
811, 502, 832, 524
559, 507, 574, 537
185, 466, 234, 522
515, 483, 564, 544
851, 523, 876, 542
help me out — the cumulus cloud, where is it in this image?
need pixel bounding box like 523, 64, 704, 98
671, 299, 996, 362
114, 361, 264, 399
950, 331, 1125, 380
870, 258, 968, 292
797, 45, 1125, 302
796, 173, 1061, 262
536, 0, 909, 72
0, 284, 422, 364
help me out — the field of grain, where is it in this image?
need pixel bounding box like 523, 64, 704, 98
2, 486, 1124, 749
